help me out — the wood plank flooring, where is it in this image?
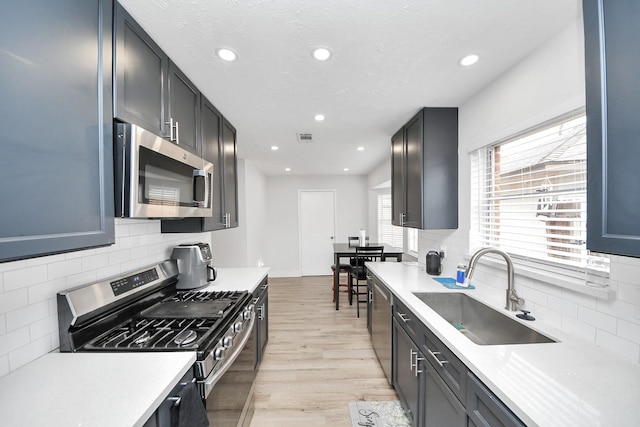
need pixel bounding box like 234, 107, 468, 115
250, 275, 398, 427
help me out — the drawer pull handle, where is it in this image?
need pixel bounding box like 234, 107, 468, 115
427, 349, 448, 368
398, 313, 410, 323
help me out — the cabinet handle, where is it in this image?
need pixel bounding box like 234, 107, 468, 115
174, 120, 180, 145
257, 304, 265, 320
166, 118, 178, 142
398, 313, 410, 323
426, 349, 449, 368
410, 349, 425, 377
399, 212, 405, 226
368, 290, 373, 303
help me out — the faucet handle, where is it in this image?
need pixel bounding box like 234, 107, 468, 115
516, 309, 535, 321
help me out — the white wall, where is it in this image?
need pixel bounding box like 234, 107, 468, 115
418, 17, 640, 364
0, 220, 213, 377
265, 175, 368, 277
367, 158, 392, 242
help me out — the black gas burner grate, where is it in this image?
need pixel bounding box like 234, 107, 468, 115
85, 317, 218, 350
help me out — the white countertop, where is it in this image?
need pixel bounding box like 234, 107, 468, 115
367, 262, 640, 427
0, 352, 195, 427
203, 267, 269, 293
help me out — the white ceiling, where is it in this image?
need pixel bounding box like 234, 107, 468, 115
118, 0, 581, 176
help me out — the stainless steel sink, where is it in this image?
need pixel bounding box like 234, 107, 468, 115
412, 292, 557, 345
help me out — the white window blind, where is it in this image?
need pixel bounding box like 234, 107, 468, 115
471, 114, 608, 272
378, 193, 403, 248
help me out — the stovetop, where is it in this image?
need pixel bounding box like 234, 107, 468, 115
80, 290, 249, 352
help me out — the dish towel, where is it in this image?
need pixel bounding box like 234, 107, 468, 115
171, 382, 209, 427
432, 277, 476, 289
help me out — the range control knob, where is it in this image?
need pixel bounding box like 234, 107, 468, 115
243, 310, 252, 321
214, 348, 226, 360
223, 337, 233, 348
234, 322, 244, 333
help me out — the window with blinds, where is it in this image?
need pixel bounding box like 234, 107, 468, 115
471, 113, 608, 272
377, 193, 403, 248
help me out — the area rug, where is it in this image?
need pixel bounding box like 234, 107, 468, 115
348, 401, 411, 427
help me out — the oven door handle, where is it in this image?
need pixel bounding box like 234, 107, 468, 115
203, 312, 255, 398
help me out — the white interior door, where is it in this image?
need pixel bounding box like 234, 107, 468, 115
299, 190, 335, 276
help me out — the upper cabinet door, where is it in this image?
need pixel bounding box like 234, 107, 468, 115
222, 118, 239, 228
114, 3, 168, 137
167, 61, 200, 154
0, 0, 115, 262
391, 128, 405, 226
404, 113, 425, 229
584, 0, 640, 256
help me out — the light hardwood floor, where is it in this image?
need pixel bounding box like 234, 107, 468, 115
250, 275, 398, 427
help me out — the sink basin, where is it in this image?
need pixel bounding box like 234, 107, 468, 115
412, 292, 557, 345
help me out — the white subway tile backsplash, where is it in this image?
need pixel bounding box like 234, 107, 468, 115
29, 315, 58, 341
66, 271, 99, 290
47, 258, 82, 281
117, 235, 141, 249
0, 315, 5, 335
81, 253, 110, 272
577, 306, 617, 334
4, 265, 48, 292
27, 279, 66, 305
595, 329, 640, 364
561, 315, 596, 342
547, 295, 578, 318
108, 248, 133, 265
560, 288, 597, 310
8, 336, 52, 372
129, 223, 150, 236
0, 355, 8, 378
0, 327, 30, 357
0, 289, 28, 315
6, 301, 50, 332
617, 320, 640, 345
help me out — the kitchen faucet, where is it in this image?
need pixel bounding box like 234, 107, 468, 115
465, 247, 524, 311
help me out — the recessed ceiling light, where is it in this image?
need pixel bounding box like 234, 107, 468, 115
314, 114, 325, 121
216, 48, 237, 61
285, 168, 291, 172
357, 146, 365, 151
460, 54, 479, 66
343, 168, 349, 172
270, 146, 279, 151
312, 47, 332, 61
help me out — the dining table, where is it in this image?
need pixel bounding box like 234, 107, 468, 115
333, 243, 403, 310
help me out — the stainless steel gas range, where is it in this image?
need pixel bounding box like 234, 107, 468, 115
57, 260, 257, 427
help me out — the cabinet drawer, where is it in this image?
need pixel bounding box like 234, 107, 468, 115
394, 298, 424, 341
420, 327, 467, 405
466, 372, 525, 427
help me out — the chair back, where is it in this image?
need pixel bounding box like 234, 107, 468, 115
353, 245, 384, 268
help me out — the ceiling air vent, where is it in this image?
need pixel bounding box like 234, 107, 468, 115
297, 132, 313, 143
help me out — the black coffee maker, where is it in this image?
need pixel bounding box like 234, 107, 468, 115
426, 251, 442, 275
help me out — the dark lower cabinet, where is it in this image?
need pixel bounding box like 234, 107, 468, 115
467, 372, 526, 427
584, 0, 640, 256
424, 362, 466, 427
254, 278, 269, 369
392, 318, 420, 427
0, 0, 115, 262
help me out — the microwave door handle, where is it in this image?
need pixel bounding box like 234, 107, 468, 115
193, 169, 206, 207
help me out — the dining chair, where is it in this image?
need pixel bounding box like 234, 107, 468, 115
349, 246, 384, 317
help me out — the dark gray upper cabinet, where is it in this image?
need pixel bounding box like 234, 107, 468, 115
0, 0, 115, 262
161, 96, 238, 232
391, 108, 458, 229
584, 0, 640, 257
114, 3, 200, 154
167, 61, 200, 154
113, 3, 168, 137
222, 118, 239, 228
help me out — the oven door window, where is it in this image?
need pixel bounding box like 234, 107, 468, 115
139, 146, 196, 207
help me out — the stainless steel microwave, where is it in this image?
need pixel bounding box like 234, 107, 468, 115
114, 122, 213, 218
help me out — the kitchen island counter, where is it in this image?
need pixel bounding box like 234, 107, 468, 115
0, 352, 195, 427
367, 261, 640, 427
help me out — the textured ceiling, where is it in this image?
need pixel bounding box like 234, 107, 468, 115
118, 0, 581, 176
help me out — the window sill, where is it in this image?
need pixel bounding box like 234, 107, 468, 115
463, 254, 615, 300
